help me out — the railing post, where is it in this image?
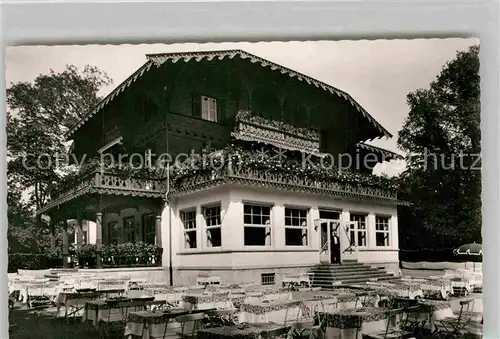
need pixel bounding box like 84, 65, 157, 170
94, 171, 101, 187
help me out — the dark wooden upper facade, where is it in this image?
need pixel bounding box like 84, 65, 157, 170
37, 50, 402, 218
69, 50, 397, 173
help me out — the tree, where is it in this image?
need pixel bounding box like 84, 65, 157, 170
7, 65, 112, 254
397, 45, 481, 249
7, 65, 112, 210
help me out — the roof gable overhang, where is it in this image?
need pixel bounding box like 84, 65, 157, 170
65, 49, 392, 140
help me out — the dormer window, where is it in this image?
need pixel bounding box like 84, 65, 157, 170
201, 95, 218, 122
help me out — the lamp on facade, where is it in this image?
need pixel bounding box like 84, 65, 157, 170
313, 219, 322, 231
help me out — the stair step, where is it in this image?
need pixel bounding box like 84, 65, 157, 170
309, 268, 383, 275
309, 267, 378, 273
311, 272, 390, 280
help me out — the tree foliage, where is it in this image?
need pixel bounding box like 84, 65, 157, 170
7, 65, 112, 253
397, 45, 481, 249
7, 65, 112, 210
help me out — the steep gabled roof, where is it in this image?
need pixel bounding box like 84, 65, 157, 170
66, 49, 392, 139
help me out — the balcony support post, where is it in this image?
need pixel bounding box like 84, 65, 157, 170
76, 215, 84, 245
96, 212, 103, 269
49, 220, 56, 252
62, 222, 69, 269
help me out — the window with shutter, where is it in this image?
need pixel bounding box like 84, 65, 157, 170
199, 95, 218, 122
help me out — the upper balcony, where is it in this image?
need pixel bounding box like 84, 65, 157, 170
231, 110, 322, 155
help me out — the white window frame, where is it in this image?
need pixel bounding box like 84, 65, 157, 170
201, 95, 218, 122
349, 213, 367, 247
243, 204, 272, 247
375, 215, 390, 247
284, 207, 309, 246
180, 209, 197, 249
203, 204, 222, 248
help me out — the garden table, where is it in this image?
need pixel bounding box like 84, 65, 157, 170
419, 278, 453, 299
82, 299, 167, 327
239, 299, 303, 324
124, 308, 189, 339
25, 282, 59, 308
197, 322, 291, 339
390, 298, 454, 332
55, 291, 100, 319
371, 282, 423, 299
181, 294, 235, 311
143, 287, 183, 307
318, 307, 393, 339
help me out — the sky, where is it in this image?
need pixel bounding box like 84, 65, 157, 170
5, 38, 479, 176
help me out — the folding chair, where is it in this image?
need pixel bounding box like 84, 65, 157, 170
99, 301, 130, 338
363, 308, 413, 339
175, 312, 207, 338
399, 305, 428, 338
290, 319, 323, 339
436, 298, 474, 338
260, 325, 292, 339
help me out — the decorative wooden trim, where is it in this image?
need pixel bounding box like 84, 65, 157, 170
170, 167, 403, 206
67, 50, 392, 140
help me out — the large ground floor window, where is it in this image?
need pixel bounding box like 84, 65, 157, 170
284, 207, 308, 246
244, 204, 271, 246
376, 215, 390, 247
181, 209, 197, 249
203, 205, 222, 247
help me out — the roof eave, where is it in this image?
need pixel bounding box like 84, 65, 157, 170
66, 49, 393, 140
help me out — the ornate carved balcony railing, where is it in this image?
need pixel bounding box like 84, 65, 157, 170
170, 166, 399, 204
38, 171, 167, 214
231, 110, 322, 155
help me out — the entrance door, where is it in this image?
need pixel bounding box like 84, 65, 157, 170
340, 221, 359, 262
319, 222, 330, 264
318, 220, 341, 264
329, 221, 341, 264
318, 210, 342, 264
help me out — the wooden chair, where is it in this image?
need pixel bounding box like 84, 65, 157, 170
99, 301, 130, 338
436, 298, 474, 338
400, 305, 428, 338
176, 312, 206, 338
363, 308, 413, 339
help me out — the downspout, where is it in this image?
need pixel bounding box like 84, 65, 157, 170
165, 97, 173, 286
167, 163, 173, 286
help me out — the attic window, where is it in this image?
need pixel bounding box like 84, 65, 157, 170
201, 95, 218, 122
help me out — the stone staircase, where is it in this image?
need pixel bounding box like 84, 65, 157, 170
308, 261, 400, 289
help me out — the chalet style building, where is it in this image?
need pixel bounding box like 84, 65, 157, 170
36, 50, 403, 286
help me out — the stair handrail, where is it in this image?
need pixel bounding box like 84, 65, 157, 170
320, 240, 330, 254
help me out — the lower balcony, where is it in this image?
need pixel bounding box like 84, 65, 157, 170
37, 170, 166, 216
169, 147, 401, 204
